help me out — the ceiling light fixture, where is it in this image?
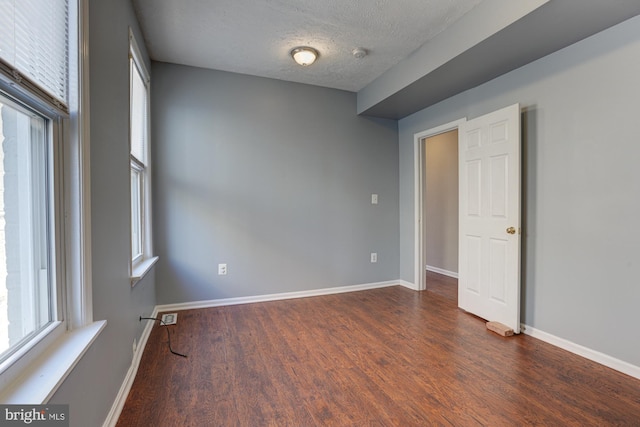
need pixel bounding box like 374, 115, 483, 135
290, 47, 319, 66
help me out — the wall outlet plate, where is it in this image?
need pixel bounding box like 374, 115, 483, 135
161, 313, 178, 325
218, 263, 227, 275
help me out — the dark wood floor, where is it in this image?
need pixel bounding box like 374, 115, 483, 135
117, 272, 640, 426
424, 270, 458, 301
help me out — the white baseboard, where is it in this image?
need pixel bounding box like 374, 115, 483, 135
398, 280, 419, 290
155, 280, 400, 313
426, 265, 458, 278
522, 324, 640, 380
102, 307, 158, 427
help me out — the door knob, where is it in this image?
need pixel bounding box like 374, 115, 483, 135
506, 227, 516, 235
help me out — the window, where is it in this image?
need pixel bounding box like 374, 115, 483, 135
0, 0, 101, 403
0, 0, 70, 370
0, 94, 56, 364
129, 30, 155, 283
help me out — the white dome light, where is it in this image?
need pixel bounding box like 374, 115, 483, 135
290, 47, 319, 66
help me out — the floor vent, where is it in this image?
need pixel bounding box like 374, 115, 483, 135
161, 313, 178, 325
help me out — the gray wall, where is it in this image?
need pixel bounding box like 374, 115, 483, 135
152, 63, 399, 304
399, 15, 640, 367
425, 131, 458, 274
48, 1, 157, 426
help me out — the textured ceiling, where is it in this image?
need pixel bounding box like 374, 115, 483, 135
132, 0, 483, 92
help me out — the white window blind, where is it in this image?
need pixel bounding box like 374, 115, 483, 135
0, 0, 70, 110
130, 60, 147, 165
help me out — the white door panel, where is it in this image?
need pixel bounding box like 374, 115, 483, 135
458, 104, 521, 333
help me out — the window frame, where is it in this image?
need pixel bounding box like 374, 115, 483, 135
0, 92, 61, 365
0, 0, 104, 404
130, 155, 145, 264
0, 89, 65, 377
129, 29, 157, 285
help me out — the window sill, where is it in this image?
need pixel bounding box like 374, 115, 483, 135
0, 320, 106, 403
131, 256, 159, 286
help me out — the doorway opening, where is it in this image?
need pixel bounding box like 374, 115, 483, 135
413, 119, 464, 292
423, 130, 459, 300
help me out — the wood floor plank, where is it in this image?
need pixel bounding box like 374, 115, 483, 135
117, 276, 640, 426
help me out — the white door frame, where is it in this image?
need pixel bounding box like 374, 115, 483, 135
413, 118, 466, 291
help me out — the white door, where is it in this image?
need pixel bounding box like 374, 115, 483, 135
458, 104, 521, 333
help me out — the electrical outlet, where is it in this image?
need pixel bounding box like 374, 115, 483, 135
371, 194, 378, 205
371, 252, 377, 263
218, 263, 227, 275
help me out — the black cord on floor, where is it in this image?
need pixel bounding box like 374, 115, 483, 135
140, 316, 188, 358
